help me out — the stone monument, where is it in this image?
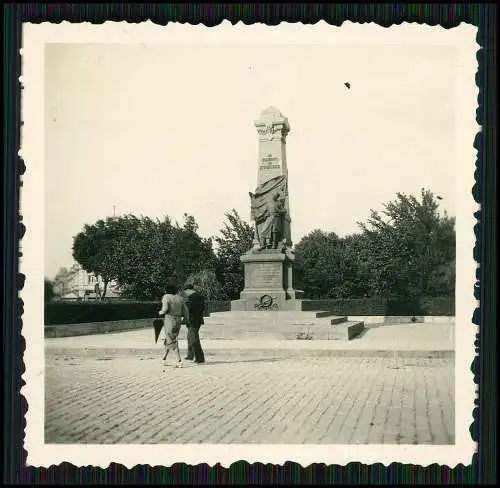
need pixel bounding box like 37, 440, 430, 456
204, 107, 365, 341
231, 106, 303, 312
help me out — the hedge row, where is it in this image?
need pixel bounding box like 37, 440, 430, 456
44, 296, 454, 326
302, 298, 387, 315
44, 300, 231, 326
418, 296, 456, 316
302, 296, 455, 316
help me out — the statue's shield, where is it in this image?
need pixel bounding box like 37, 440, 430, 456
153, 318, 164, 344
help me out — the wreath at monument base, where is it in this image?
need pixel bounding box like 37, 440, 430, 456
254, 294, 279, 311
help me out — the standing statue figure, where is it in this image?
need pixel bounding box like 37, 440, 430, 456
249, 175, 291, 252
264, 191, 286, 250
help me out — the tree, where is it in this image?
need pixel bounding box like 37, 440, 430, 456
73, 214, 217, 300
184, 269, 224, 300
328, 233, 373, 299
109, 214, 164, 299
214, 209, 254, 300
357, 188, 456, 299
72, 218, 123, 299
292, 189, 455, 301
294, 230, 343, 299
44, 278, 55, 302
112, 214, 217, 300
114, 213, 217, 299
426, 259, 456, 297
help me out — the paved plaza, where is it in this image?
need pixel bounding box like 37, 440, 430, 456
44, 321, 455, 355
45, 351, 454, 445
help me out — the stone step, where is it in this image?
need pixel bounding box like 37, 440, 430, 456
203, 322, 341, 331
206, 312, 347, 325
198, 322, 364, 341
203, 318, 348, 328
204, 320, 334, 327
198, 312, 359, 341
196, 319, 364, 341
208, 310, 340, 320
202, 325, 333, 334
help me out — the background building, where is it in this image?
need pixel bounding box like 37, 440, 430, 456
53, 263, 121, 300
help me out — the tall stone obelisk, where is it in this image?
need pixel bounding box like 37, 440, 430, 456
254, 107, 292, 247
231, 107, 302, 312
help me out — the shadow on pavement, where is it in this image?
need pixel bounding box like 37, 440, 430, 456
135, 356, 285, 366
196, 357, 284, 365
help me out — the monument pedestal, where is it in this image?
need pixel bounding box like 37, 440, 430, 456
221, 249, 365, 341
230, 249, 304, 312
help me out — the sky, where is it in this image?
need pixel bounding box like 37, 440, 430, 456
44, 42, 458, 279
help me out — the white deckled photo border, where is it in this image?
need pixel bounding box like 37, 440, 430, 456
20, 20, 478, 468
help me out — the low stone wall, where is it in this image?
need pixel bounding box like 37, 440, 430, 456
422, 316, 456, 323
348, 316, 455, 325
44, 318, 154, 338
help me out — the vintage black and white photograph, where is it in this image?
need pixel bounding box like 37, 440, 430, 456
21, 21, 477, 467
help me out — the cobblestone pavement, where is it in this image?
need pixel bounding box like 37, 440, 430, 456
45, 354, 455, 445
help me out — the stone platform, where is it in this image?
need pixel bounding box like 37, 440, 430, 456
44, 322, 455, 358
203, 311, 365, 341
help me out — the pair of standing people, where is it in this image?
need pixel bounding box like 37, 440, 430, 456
158, 283, 205, 368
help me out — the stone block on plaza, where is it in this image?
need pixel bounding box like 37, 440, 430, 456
328, 320, 366, 341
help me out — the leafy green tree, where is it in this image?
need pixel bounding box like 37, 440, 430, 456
294, 230, 343, 299
184, 269, 224, 300
44, 278, 55, 302
327, 233, 372, 299
293, 189, 454, 300
426, 259, 456, 297
113, 214, 217, 300
73, 214, 217, 300
72, 218, 122, 298
214, 209, 254, 300
358, 188, 455, 299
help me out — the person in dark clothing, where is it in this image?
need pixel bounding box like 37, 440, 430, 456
181, 283, 206, 364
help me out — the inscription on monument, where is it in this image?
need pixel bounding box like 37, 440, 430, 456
251, 263, 282, 288
262, 154, 278, 162
260, 154, 281, 170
